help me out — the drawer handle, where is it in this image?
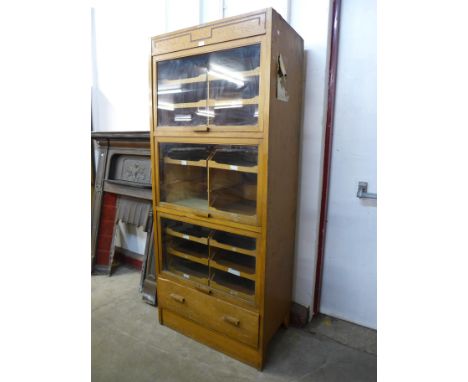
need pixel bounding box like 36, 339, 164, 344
223, 315, 240, 327
170, 293, 185, 303
192, 126, 209, 132
195, 285, 212, 294
193, 210, 210, 218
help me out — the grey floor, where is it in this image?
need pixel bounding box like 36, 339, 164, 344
92, 266, 376, 382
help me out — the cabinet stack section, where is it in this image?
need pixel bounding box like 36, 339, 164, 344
149, 8, 304, 369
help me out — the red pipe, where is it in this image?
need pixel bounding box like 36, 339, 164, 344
313, 0, 342, 316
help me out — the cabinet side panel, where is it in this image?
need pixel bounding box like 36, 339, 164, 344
264, 10, 304, 346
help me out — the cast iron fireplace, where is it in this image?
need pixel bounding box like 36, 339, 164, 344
91, 131, 156, 305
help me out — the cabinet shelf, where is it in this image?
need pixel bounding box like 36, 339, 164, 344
164, 147, 210, 167
209, 96, 259, 108
168, 238, 208, 258
210, 231, 256, 257
164, 157, 207, 167
208, 161, 258, 174
210, 270, 255, 301
165, 226, 209, 245
209, 148, 257, 172
160, 96, 258, 110
162, 198, 208, 212
210, 249, 256, 281
210, 193, 256, 217
167, 245, 208, 266
158, 67, 260, 87
168, 256, 209, 285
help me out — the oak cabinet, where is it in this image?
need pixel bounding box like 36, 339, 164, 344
150, 8, 304, 369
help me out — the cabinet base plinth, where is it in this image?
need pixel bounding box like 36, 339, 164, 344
161, 308, 264, 370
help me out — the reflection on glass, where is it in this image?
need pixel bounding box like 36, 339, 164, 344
157, 44, 260, 127
208, 45, 260, 126
159, 143, 258, 222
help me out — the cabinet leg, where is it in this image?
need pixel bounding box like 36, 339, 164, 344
256, 349, 265, 371
282, 312, 290, 328
158, 307, 163, 324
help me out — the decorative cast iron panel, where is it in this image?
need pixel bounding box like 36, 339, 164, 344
109, 155, 151, 185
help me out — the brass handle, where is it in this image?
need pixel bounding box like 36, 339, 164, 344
170, 293, 185, 303
193, 210, 210, 218
223, 315, 240, 327
195, 285, 212, 294
192, 126, 209, 132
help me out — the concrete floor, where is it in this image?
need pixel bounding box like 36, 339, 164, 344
92, 266, 376, 382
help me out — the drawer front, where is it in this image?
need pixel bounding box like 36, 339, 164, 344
158, 277, 259, 348
152, 11, 266, 55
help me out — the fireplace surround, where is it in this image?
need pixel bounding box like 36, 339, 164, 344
91, 131, 156, 305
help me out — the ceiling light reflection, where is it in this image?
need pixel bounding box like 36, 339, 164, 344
208, 63, 245, 88
214, 100, 243, 109
157, 101, 174, 111
195, 108, 215, 118
158, 88, 183, 95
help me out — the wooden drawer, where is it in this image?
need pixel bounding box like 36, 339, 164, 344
158, 277, 259, 348
152, 10, 267, 55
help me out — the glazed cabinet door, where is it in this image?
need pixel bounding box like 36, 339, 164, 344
157, 141, 261, 226
158, 214, 259, 306
154, 43, 262, 133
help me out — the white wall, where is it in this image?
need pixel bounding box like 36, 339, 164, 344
320, 0, 377, 328
91, 0, 167, 252
91, 0, 332, 313
289, 0, 331, 310
91, 0, 167, 132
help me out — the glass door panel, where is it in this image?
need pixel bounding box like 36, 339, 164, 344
159, 143, 259, 224
210, 248, 256, 280
208, 44, 260, 127
208, 227, 256, 303
159, 143, 210, 213
210, 270, 255, 302
210, 230, 257, 257
157, 55, 209, 127
160, 216, 257, 303
156, 44, 260, 129
208, 147, 258, 224
161, 217, 210, 285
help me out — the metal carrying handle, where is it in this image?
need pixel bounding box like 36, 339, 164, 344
357, 182, 377, 200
